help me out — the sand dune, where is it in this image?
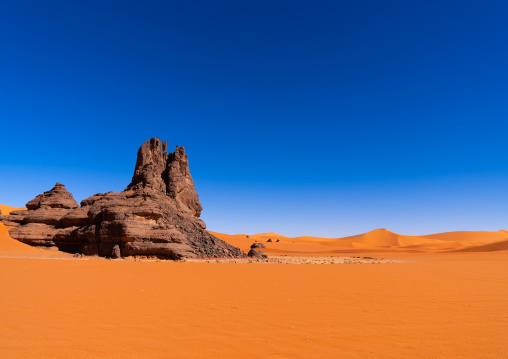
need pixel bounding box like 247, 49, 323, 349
0, 205, 40, 255
0, 204, 25, 215
0, 217, 67, 258
333, 228, 443, 247
422, 229, 508, 242
211, 227, 508, 255
0, 222, 44, 255
451, 238, 508, 252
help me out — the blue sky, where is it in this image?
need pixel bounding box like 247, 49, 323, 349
1, 1, 507, 236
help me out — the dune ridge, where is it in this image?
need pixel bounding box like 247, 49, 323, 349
210, 227, 508, 255
421, 229, 508, 242
0, 204, 25, 215
450, 238, 508, 253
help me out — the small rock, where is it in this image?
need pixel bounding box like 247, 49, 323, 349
111, 245, 121, 259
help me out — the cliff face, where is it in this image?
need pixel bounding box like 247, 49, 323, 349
0, 138, 245, 260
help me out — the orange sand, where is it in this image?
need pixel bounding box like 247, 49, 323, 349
1, 206, 508, 358
210, 228, 508, 256
0, 222, 42, 254
0, 210, 69, 258
1, 253, 507, 358
0, 204, 25, 215
0, 221, 70, 258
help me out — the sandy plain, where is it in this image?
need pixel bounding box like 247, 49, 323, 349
1, 204, 508, 358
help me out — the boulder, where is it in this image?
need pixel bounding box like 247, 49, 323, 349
111, 244, 121, 259
251, 242, 266, 249
248, 249, 267, 259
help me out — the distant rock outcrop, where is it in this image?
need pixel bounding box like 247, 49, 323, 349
0, 138, 246, 260
248, 248, 267, 259
251, 242, 266, 249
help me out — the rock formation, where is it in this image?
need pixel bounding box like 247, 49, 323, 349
248, 248, 267, 259
251, 242, 266, 249
0, 138, 246, 260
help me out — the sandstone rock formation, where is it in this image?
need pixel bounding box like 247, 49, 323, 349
0, 138, 245, 260
26, 183, 79, 210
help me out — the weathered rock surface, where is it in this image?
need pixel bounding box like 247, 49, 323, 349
126, 138, 202, 218
248, 249, 267, 259
111, 245, 121, 259
0, 138, 246, 260
26, 183, 79, 210
251, 242, 266, 249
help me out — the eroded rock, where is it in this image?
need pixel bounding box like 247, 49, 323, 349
251, 242, 266, 249
248, 249, 267, 259
26, 183, 79, 210
1, 138, 245, 260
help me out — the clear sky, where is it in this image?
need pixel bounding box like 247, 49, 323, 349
1, 1, 507, 237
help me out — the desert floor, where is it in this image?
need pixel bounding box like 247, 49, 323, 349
1, 206, 508, 358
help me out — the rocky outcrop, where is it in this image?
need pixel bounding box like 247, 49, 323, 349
251, 242, 266, 249
0, 138, 245, 260
248, 249, 267, 259
26, 183, 79, 210
126, 138, 202, 218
